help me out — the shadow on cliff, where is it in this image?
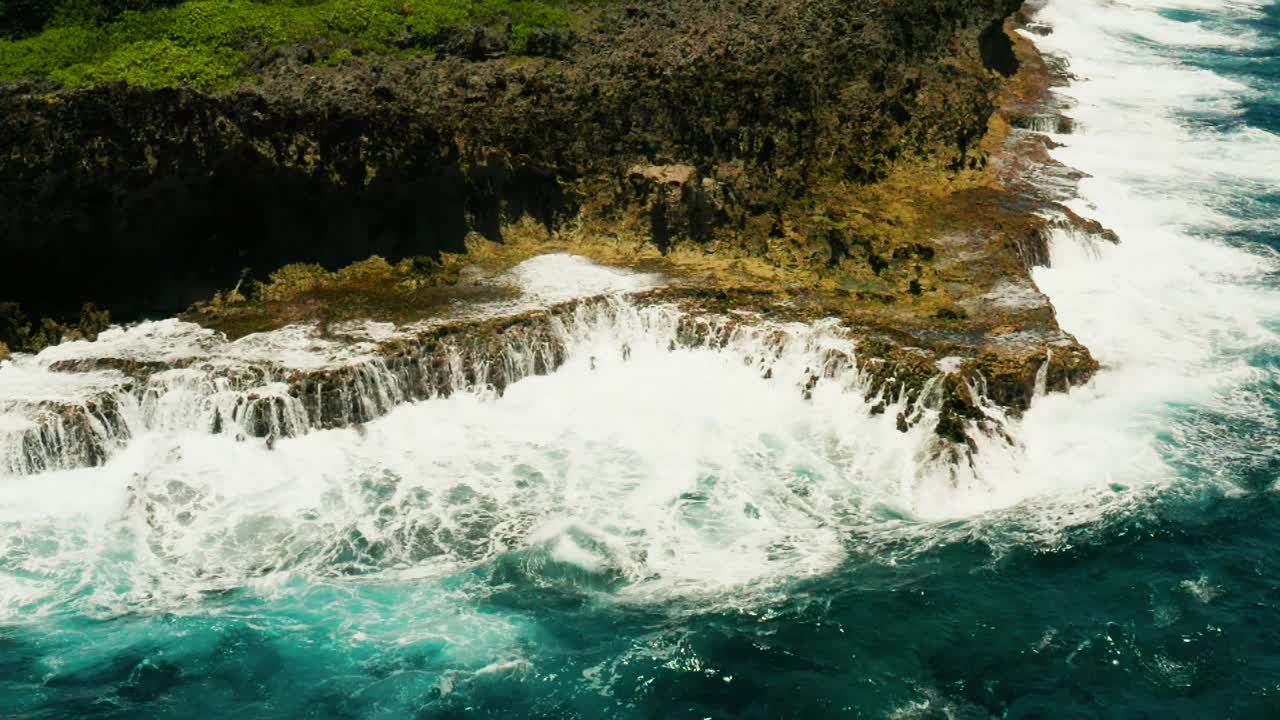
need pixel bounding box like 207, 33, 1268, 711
0, 87, 568, 322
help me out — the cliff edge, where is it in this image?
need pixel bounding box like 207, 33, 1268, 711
0, 0, 1106, 448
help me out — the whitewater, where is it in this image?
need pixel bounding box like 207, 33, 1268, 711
1, 0, 1279, 717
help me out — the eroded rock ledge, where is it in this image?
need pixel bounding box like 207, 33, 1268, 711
0, 0, 1110, 459
1, 277, 1093, 477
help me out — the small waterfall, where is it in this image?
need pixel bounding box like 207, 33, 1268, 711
2, 287, 1044, 482
0, 308, 570, 477
1, 392, 134, 476
1033, 348, 1052, 398
0, 296, 874, 477
2, 236, 1092, 488
1016, 113, 1073, 135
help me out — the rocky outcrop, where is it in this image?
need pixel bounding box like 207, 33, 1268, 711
0, 0, 1024, 324
0, 0, 1114, 457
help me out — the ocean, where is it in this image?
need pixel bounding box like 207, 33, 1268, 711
1, 0, 1278, 717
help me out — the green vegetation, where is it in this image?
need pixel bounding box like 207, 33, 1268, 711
0, 0, 578, 92
0, 301, 111, 354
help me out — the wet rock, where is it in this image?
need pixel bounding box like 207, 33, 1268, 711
1, 393, 133, 476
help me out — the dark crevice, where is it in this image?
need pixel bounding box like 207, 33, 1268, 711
978, 19, 1019, 77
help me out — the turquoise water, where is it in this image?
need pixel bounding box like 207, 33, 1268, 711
3, 1, 1280, 718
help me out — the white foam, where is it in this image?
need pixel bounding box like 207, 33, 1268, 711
976, 0, 1280, 519
1, 4, 1278, 620
28, 316, 376, 372
506, 253, 665, 302
0, 302, 966, 618
1031, 0, 1280, 367
0, 364, 130, 404
0, 255, 669, 475
15, 254, 664, 375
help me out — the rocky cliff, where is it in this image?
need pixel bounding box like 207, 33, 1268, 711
1, 0, 1021, 320
0, 0, 1104, 447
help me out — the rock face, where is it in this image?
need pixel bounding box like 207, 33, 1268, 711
0, 0, 1111, 453
0, 0, 1024, 323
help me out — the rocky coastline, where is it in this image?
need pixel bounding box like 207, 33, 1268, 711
0, 0, 1112, 460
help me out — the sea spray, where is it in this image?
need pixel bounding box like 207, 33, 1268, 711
1024, 0, 1280, 496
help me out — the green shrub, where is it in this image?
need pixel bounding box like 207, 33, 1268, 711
52, 38, 242, 91
2, 0, 185, 38
0, 0, 582, 91
399, 0, 474, 40
166, 0, 291, 47
319, 45, 353, 64
504, 1, 573, 51
0, 23, 104, 76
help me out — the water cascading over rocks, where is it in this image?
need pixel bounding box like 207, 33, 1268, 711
1, 253, 1093, 478
0, 0, 1108, 479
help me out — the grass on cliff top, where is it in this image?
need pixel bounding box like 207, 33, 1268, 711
0, 0, 580, 92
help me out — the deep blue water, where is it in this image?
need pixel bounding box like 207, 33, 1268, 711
3, 2, 1280, 718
